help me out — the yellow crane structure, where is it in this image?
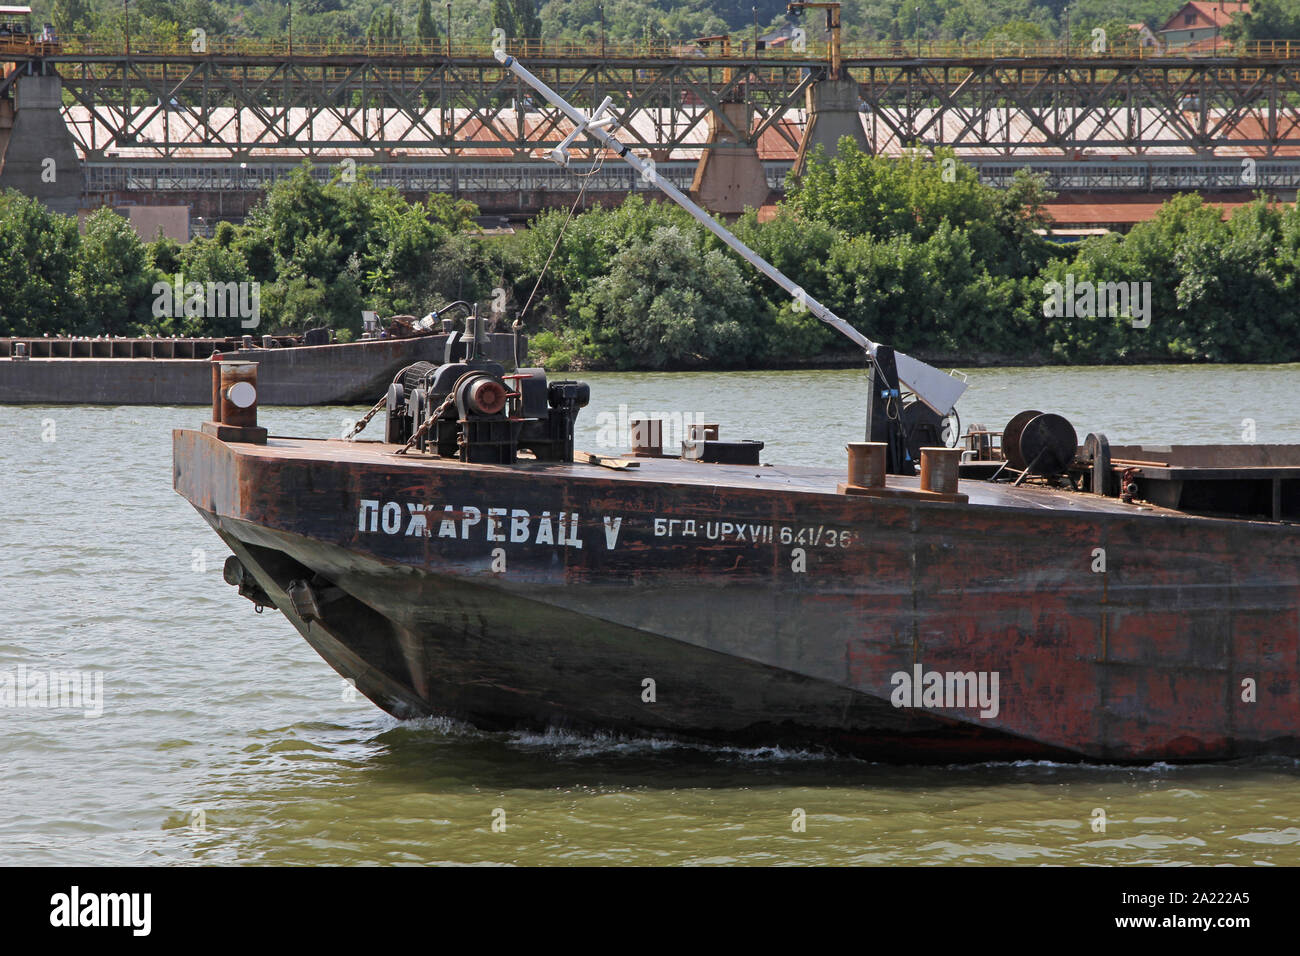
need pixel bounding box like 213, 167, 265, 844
787, 1, 842, 80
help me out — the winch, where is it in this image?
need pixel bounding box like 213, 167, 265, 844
384, 312, 589, 465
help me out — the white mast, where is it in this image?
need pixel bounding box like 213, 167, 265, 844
494, 50, 967, 415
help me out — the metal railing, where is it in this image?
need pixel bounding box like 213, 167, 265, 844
82, 159, 801, 195
83, 160, 706, 194
12, 33, 1300, 62
35, 34, 794, 59
83, 156, 1300, 199
0, 35, 59, 57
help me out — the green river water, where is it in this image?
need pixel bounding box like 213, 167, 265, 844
3, 364, 1299, 866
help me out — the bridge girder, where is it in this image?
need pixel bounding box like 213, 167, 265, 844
7, 54, 812, 160
4, 52, 1300, 161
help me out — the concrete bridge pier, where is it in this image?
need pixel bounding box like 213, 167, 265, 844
689, 101, 770, 217
0, 71, 82, 215
793, 78, 869, 176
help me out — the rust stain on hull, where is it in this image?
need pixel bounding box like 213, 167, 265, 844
174, 429, 1300, 763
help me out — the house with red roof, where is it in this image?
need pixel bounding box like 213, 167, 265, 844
1158, 2, 1250, 48
1128, 23, 1161, 50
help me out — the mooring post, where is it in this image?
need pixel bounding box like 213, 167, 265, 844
920, 447, 962, 496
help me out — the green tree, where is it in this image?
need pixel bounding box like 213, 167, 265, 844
1037, 240, 1145, 363
788, 140, 1050, 279
364, 200, 451, 315
1168, 199, 1295, 361
1224, 0, 1300, 42
51, 0, 91, 35
1029, 193, 1300, 365
0, 191, 80, 336
513, 0, 542, 38
515, 195, 696, 327
367, 6, 398, 39
416, 0, 439, 39
492, 0, 518, 36
218, 163, 477, 333
147, 232, 183, 276
733, 205, 841, 359
173, 236, 255, 336
824, 223, 1034, 357
984, 18, 1050, 53
579, 224, 764, 369
213, 220, 237, 247
73, 208, 160, 336
426, 193, 479, 232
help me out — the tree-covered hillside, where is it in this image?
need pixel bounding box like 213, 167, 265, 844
24, 0, 1299, 49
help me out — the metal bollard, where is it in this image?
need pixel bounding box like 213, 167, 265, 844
846, 442, 887, 489
920, 447, 963, 496
202, 358, 267, 444
210, 352, 223, 422
630, 419, 663, 457
219, 361, 260, 428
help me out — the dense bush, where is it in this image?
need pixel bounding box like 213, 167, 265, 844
1037, 195, 1300, 364
0, 191, 79, 337
5, 145, 1300, 369
578, 224, 765, 369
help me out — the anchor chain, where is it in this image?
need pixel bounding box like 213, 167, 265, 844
395, 391, 459, 455
343, 396, 387, 441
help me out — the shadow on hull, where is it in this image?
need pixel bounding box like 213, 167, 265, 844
205, 509, 1089, 765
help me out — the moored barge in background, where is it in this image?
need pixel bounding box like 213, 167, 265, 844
2, 312, 522, 405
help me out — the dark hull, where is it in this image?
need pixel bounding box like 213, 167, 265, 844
2, 334, 518, 406
174, 430, 1300, 763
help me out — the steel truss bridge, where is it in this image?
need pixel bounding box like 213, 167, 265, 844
8, 46, 1300, 156
11, 40, 1300, 211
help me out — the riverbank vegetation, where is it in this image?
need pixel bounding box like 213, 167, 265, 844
31, 1, 1295, 54
3, 148, 1300, 368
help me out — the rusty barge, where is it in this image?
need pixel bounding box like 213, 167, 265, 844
173, 404, 1300, 762
172, 54, 1300, 763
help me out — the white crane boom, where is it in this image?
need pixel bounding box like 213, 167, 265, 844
494, 50, 968, 415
